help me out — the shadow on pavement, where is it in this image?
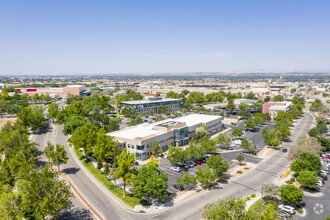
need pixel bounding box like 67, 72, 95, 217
56, 208, 94, 220
62, 167, 80, 175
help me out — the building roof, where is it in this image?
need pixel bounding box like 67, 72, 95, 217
107, 114, 222, 140
120, 98, 180, 105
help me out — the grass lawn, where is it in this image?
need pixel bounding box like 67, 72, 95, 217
248, 198, 262, 213
73, 148, 143, 208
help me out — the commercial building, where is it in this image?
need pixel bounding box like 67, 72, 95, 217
15, 85, 87, 97
107, 114, 223, 161
119, 97, 182, 116
0, 83, 21, 89
262, 102, 292, 119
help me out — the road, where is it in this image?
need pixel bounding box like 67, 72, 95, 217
34, 112, 314, 220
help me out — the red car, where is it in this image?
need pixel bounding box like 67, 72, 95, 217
194, 160, 202, 165
322, 156, 330, 159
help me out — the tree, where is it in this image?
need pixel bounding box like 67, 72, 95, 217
243, 119, 255, 130
206, 155, 229, 179
47, 102, 59, 123
316, 120, 328, 134
115, 148, 136, 197
167, 146, 188, 165
226, 99, 235, 111
202, 197, 248, 220
308, 127, 320, 137
6, 104, 20, 116
151, 140, 161, 156
274, 122, 291, 140
192, 127, 208, 141
166, 91, 178, 99
176, 172, 197, 188
237, 110, 251, 119
44, 141, 55, 163
17, 165, 73, 219
231, 128, 243, 138
245, 92, 257, 99
274, 111, 293, 127
262, 128, 282, 148
288, 136, 322, 160
239, 103, 249, 109
52, 144, 69, 171
186, 91, 205, 103
0, 185, 22, 219
146, 155, 159, 168
258, 203, 278, 220
17, 106, 46, 132
290, 152, 321, 175
0, 100, 7, 118
195, 165, 217, 187
253, 113, 264, 126
280, 184, 303, 205
93, 130, 117, 162
63, 115, 89, 135
262, 183, 280, 200
297, 171, 318, 189
68, 122, 99, 155
273, 95, 284, 102
236, 153, 245, 166
216, 134, 230, 146
106, 118, 120, 132
133, 165, 168, 202
264, 96, 271, 102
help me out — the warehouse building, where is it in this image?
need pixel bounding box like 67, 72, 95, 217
262, 102, 292, 119
15, 85, 87, 97
107, 114, 223, 161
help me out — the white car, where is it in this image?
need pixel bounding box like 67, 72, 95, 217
279, 205, 295, 215
232, 139, 242, 145
170, 166, 182, 172
317, 181, 324, 187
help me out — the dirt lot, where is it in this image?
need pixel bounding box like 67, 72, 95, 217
0, 117, 17, 129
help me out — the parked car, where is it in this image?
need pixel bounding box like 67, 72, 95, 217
317, 180, 324, 187
249, 128, 260, 132
322, 155, 330, 159
184, 163, 190, 169
189, 161, 196, 167
278, 205, 295, 215
232, 139, 242, 145
171, 166, 182, 172
194, 160, 202, 165
200, 158, 206, 163
135, 161, 139, 165
172, 184, 184, 191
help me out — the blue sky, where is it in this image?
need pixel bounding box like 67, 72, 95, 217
0, 0, 329, 74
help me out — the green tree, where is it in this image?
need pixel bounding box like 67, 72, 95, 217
52, 144, 69, 172
237, 110, 251, 119
195, 165, 217, 187
258, 203, 278, 220
273, 95, 284, 102
115, 148, 136, 197
296, 171, 318, 189
243, 119, 255, 129
167, 146, 188, 165
93, 130, 117, 162
133, 165, 168, 202
186, 91, 205, 103
236, 153, 245, 166
231, 128, 243, 138
202, 197, 248, 220
0, 100, 7, 118
176, 172, 197, 188
206, 155, 229, 179
226, 99, 236, 111
274, 122, 291, 140
151, 140, 162, 156
279, 184, 303, 205
166, 91, 178, 98
68, 122, 99, 155
192, 127, 208, 141
246, 92, 257, 99
63, 115, 88, 135
17, 165, 73, 219
106, 118, 120, 132
262, 128, 282, 148
146, 155, 159, 168
47, 102, 59, 123
288, 136, 322, 160
0, 185, 22, 219
44, 141, 55, 164
290, 152, 321, 175
216, 133, 230, 146
239, 103, 250, 109
308, 127, 320, 137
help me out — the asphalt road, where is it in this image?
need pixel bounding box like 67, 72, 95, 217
33, 112, 314, 220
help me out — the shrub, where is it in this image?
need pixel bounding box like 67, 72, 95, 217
244, 196, 250, 201
285, 180, 292, 184
231, 123, 237, 126
244, 167, 250, 170
297, 209, 303, 214
267, 200, 278, 209
291, 177, 296, 182
251, 194, 256, 198
237, 171, 243, 174
97, 160, 103, 169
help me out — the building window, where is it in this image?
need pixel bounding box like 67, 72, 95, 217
128, 144, 130, 148
132, 145, 134, 149
147, 144, 149, 148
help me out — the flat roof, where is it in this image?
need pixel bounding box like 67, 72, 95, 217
120, 98, 180, 105
107, 114, 222, 140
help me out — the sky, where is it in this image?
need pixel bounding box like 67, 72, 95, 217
0, 0, 330, 75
